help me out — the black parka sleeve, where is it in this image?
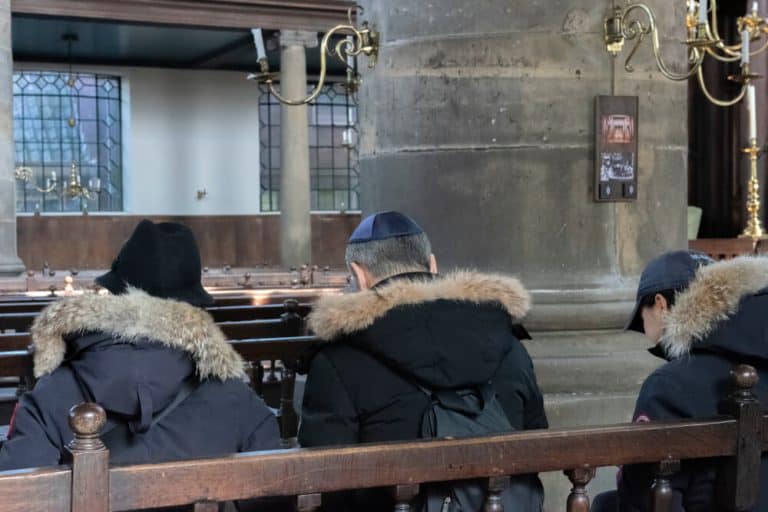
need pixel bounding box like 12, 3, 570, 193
618, 372, 713, 512
492, 339, 548, 430
298, 351, 359, 447
0, 392, 62, 471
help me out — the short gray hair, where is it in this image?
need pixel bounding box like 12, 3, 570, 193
345, 233, 432, 282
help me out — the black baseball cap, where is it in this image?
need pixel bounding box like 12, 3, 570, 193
625, 250, 713, 333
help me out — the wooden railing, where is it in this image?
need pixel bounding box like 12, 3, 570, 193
0, 365, 763, 512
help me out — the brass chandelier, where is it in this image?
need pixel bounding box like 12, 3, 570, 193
248, 6, 379, 105
605, 1, 768, 239
604, 0, 766, 107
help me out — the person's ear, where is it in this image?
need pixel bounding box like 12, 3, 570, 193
429, 254, 438, 274
654, 293, 669, 312
350, 261, 372, 290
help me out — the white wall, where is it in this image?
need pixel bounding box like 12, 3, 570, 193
15, 63, 262, 215
125, 68, 261, 215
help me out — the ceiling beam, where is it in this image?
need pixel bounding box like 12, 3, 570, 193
11, 0, 354, 32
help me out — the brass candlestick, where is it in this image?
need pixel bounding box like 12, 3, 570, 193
739, 139, 767, 240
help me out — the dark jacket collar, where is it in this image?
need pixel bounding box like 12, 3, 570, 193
308, 270, 530, 341
31, 288, 245, 380
371, 271, 436, 290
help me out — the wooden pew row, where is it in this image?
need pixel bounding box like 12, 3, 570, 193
0, 303, 313, 331
0, 292, 320, 309
0, 365, 761, 512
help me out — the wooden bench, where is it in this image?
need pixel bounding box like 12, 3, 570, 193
0, 301, 314, 331
0, 364, 762, 512
0, 292, 321, 309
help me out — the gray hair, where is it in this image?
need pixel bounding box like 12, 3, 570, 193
345, 233, 432, 282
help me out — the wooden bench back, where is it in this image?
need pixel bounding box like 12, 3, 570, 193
0, 364, 762, 512
0, 302, 313, 331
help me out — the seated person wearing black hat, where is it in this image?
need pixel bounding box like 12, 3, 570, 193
0, 220, 279, 472
299, 211, 547, 511
592, 251, 768, 512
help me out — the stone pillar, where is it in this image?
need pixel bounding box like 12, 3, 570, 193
358, 1, 687, 507
0, 0, 24, 276
279, 30, 317, 268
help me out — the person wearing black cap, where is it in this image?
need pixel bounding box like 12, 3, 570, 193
594, 251, 768, 512
299, 211, 546, 511
0, 220, 279, 473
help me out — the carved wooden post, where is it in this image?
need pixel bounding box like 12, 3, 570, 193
485, 476, 510, 512
392, 483, 419, 512
718, 364, 762, 511
279, 366, 299, 447
66, 402, 108, 512
18, 346, 35, 397
565, 466, 595, 512
297, 493, 322, 512
281, 299, 305, 336
652, 459, 681, 512
278, 299, 303, 446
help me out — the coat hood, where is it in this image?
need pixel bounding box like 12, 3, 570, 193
662, 256, 768, 360
31, 288, 246, 380
309, 270, 530, 340
308, 271, 531, 389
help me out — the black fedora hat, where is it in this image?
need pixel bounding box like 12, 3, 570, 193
96, 220, 214, 307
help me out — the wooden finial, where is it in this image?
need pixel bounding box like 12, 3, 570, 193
732, 364, 759, 395
67, 402, 107, 452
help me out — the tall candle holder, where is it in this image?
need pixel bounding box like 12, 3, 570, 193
739, 139, 767, 240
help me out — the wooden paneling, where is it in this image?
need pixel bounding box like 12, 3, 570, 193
17, 214, 361, 271
11, 0, 353, 32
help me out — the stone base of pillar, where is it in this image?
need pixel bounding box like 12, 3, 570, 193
0, 256, 25, 276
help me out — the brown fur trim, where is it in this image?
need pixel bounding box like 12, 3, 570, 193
31, 288, 246, 380
308, 270, 530, 341
662, 256, 768, 358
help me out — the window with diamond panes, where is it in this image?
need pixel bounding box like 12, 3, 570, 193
259, 83, 359, 212
13, 71, 123, 213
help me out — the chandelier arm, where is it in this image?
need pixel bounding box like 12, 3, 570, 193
621, 3, 701, 80
696, 64, 748, 107
266, 24, 365, 106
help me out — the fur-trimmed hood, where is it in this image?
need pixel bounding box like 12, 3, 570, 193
307, 270, 532, 389
31, 288, 246, 380
662, 256, 768, 359
309, 270, 530, 341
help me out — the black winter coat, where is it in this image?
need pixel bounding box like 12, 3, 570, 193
618, 257, 768, 512
299, 271, 547, 510
0, 290, 280, 473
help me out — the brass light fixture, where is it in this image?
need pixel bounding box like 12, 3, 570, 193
248, 6, 379, 105
605, 0, 766, 106
606, 1, 768, 239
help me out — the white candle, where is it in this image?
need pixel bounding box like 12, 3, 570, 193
689, 0, 696, 15
748, 84, 758, 141
753, 1, 759, 15
251, 28, 267, 62
742, 29, 751, 65
699, 0, 709, 24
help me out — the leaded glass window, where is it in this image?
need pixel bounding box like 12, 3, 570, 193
259, 83, 359, 212
13, 71, 123, 212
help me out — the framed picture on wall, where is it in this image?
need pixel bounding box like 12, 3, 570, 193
595, 96, 639, 202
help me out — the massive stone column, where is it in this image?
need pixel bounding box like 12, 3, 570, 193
279, 30, 317, 268
0, 0, 24, 276
358, 0, 687, 507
